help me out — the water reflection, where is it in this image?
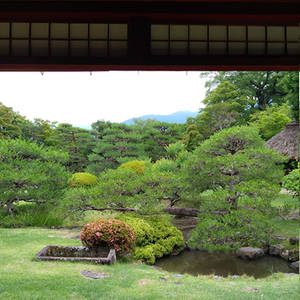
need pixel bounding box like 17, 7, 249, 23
155, 250, 294, 278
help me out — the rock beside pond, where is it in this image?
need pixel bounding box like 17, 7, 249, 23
280, 249, 299, 262
289, 237, 299, 245
269, 244, 299, 262
236, 247, 264, 260
273, 235, 286, 241
269, 244, 284, 256
289, 261, 299, 272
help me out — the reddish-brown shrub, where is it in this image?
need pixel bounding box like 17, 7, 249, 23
80, 219, 135, 253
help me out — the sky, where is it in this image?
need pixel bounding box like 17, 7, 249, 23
0, 71, 207, 127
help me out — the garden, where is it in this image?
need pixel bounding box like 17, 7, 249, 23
0, 71, 299, 299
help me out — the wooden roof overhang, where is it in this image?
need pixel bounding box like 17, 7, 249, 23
0, 0, 299, 71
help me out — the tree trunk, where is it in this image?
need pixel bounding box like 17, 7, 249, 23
163, 207, 229, 217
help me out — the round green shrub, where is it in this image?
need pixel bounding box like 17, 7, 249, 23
80, 219, 135, 253
118, 161, 146, 175
69, 172, 98, 187
282, 166, 299, 195
118, 214, 185, 264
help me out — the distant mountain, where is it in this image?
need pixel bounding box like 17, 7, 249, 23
76, 125, 92, 130
123, 111, 198, 125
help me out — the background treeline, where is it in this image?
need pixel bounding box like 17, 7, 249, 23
0, 106, 185, 173
1, 71, 298, 173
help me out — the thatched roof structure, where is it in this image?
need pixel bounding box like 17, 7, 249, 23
265, 120, 299, 160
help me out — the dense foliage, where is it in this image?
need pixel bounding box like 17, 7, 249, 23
118, 214, 184, 264
62, 167, 185, 215
189, 209, 274, 251
80, 219, 135, 253
186, 71, 298, 143
0, 102, 24, 139
0, 139, 69, 214
183, 126, 286, 250
282, 165, 299, 195
48, 123, 96, 172
204, 71, 292, 110
250, 104, 291, 140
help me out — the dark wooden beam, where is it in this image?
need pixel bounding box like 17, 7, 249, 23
0, 1, 298, 25
0, 55, 298, 71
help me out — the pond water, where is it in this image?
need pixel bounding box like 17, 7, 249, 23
155, 250, 294, 278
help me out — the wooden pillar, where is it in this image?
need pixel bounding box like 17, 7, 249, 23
128, 17, 151, 64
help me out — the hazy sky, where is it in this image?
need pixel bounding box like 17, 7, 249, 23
0, 71, 207, 127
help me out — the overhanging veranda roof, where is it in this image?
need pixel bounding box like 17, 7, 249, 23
0, 0, 299, 71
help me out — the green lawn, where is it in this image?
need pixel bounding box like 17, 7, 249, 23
271, 219, 299, 238
0, 228, 299, 300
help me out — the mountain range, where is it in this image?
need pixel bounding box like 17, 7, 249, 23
123, 111, 198, 125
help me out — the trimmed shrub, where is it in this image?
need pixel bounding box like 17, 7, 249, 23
80, 219, 135, 253
282, 166, 299, 195
69, 172, 98, 187
118, 160, 146, 175
118, 214, 185, 264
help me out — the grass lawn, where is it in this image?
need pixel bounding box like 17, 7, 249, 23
271, 219, 299, 238
0, 228, 299, 300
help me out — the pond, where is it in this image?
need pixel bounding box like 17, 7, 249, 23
155, 250, 295, 278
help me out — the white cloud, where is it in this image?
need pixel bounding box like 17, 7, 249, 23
0, 71, 206, 126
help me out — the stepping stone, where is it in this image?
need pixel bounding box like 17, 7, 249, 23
174, 282, 184, 285
213, 275, 222, 280
151, 266, 162, 271
172, 274, 183, 278
289, 261, 299, 271
80, 270, 109, 279
159, 277, 168, 282
232, 275, 239, 279
289, 237, 299, 245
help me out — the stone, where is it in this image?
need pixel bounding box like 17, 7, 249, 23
172, 274, 183, 278
273, 236, 286, 241
244, 287, 259, 292
289, 261, 299, 272
213, 275, 222, 280
269, 244, 284, 256
151, 265, 162, 271
171, 248, 183, 256
159, 277, 168, 282
80, 270, 109, 279
186, 245, 198, 251
260, 240, 269, 254
280, 249, 299, 262
236, 247, 264, 260
36, 245, 116, 264
280, 250, 290, 261
289, 237, 299, 245
287, 210, 299, 220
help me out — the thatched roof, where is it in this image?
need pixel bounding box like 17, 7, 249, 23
265, 120, 299, 160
